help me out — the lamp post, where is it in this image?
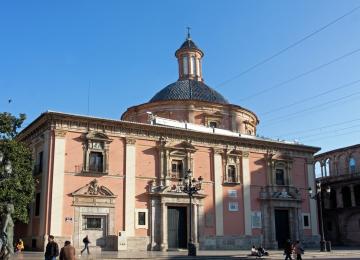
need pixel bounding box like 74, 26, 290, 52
179, 169, 203, 256
308, 181, 331, 252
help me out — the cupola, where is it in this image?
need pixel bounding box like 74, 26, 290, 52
175, 30, 204, 81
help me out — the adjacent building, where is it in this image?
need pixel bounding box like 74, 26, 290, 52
314, 144, 360, 246
16, 35, 321, 251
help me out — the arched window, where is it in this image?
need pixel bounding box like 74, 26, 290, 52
342, 186, 352, 208
315, 161, 322, 178
325, 158, 330, 176
349, 157, 356, 174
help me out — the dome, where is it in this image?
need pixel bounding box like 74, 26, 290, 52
149, 79, 229, 104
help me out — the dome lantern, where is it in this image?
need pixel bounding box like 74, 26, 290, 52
175, 28, 204, 82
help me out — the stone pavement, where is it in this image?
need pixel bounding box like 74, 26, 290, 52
8, 248, 360, 259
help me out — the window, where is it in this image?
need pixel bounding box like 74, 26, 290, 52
33, 151, 43, 175
35, 193, 41, 217
183, 56, 188, 75
228, 190, 237, 198
209, 121, 217, 128
251, 212, 262, 228
302, 213, 310, 229
227, 165, 236, 183
275, 169, 285, 185
83, 132, 111, 174
85, 217, 102, 229
89, 152, 103, 172
228, 202, 238, 211
350, 157, 356, 174
171, 160, 183, 178
135, 209, 148, 229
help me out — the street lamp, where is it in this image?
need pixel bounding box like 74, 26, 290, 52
308, 181, 331, 252
179, 169, 203, 256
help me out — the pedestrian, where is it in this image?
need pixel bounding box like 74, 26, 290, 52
294, 240, 304, 260
80, 235, 90, 255
15, 238, 24, 252
44, 235, 59, 260
59, 241, 75, 260
284, 239, 293, 260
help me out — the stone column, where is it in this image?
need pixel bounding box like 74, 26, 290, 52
160, 202, 167, 251
213, 148, 224, 236
150, 199, 156, 250
125, 138, 136, 236
336, 188, 343, 208
307, 160, 319, 236
193, 202, 198, 244
242, 151, 252, 236
198, 203, 205, 245
350, 185, 356, 207
49, 129, 66, 236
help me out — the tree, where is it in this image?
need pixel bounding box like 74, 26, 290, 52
0, 112, 35, 223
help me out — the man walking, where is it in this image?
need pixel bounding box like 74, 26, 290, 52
59, 241, 75, 260
80, 235, 90, 255
44, 235, 59, 260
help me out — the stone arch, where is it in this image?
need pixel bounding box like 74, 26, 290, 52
344, 211, 360, 245
337, 153, 347, 175
354, 185, 360, 206
342, 186, 352, 208
329, 188, 337, 209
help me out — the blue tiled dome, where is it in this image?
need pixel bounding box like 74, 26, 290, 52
149, 80, 229, 104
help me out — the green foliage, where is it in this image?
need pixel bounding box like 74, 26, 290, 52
0, 112, 35, 223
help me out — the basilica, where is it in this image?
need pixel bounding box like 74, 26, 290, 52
17, 35, 320, 251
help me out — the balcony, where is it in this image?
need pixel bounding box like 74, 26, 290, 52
259, 185, 302, 201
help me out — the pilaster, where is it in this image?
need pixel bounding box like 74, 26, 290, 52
213, 148, 224, 236
125, 137, 136, 236
242, 151, 252, 235
307, 162, 319, 236
50, 129, 66, 236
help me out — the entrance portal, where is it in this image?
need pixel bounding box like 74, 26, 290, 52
167, 206, 187, 249
275, 209, 290, 249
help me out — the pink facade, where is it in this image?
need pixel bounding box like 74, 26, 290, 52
17, 36, 321, 251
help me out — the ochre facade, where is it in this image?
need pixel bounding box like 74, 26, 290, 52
17, 36, 320, 251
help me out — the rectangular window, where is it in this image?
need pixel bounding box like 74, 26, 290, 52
35, 193, 41, 216
228, 202, 238, 211
227, 165, 236, 183
89, 152, 103, 172
228, 190, 237, 198
251, 211, 262, 228
302, 213, 310, 229
276, 169, 285, 185
85, 217, 102, 229
191, 56, 196, 75
171, 160, 183, 178
138, 212, 146, 226
135, 209, 148, 229
183, 56, 188, 75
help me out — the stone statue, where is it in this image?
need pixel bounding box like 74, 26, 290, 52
0, 203, 14, 260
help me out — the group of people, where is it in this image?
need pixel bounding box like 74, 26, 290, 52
250, 240, 304, 260
44, 235, 91, 260
250, 245, 269, 257
284, 240, 304, 260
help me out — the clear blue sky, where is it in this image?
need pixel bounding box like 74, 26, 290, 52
1, 0, 359, 153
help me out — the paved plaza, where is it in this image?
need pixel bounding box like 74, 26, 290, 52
8, 248, 360, 259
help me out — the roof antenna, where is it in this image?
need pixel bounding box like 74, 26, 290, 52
186, 26, 191, 40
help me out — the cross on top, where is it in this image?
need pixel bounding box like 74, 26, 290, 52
186, 26, 191, 39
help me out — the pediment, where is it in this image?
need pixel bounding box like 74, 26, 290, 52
85, 132, 111, 141
72, 179, 116, 197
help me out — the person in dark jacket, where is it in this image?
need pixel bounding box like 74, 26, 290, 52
44, 235, 59, 260
80, 235, 90, 255
284, 239, 293, 260
59, 241, 75, 260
